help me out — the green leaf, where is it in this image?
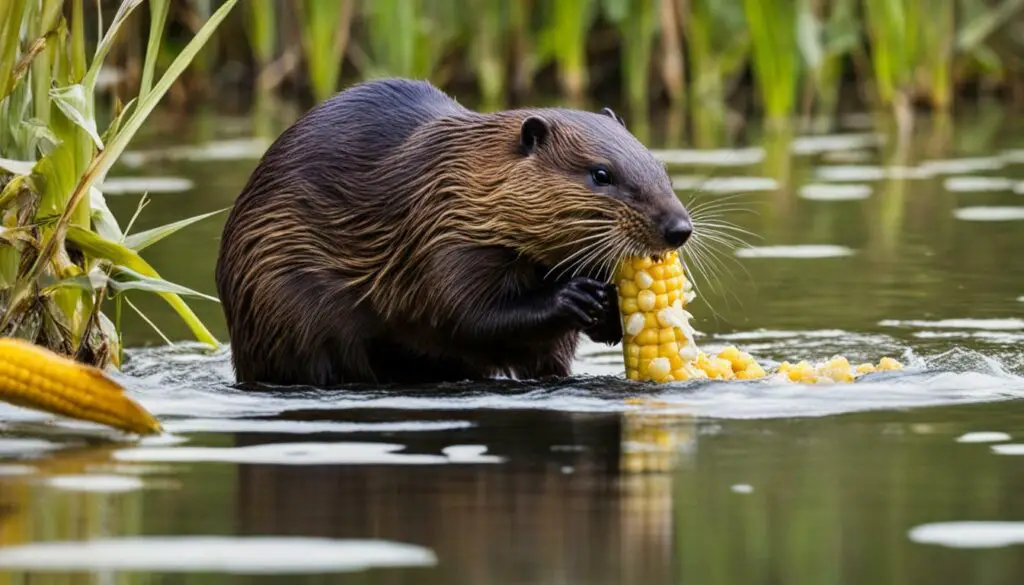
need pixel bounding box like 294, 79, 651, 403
123, 207, 228, 252
40, 264, 219, 303
957, 0, 1024, 52
108, 265, 219, 302
89, 186, 123, 241
796, 1, 823, 70
64, 226, 220, 347
140, 0, 170, 99
0, 158, 34, 175
82, 0, 145, 91
49, 84, 103, 149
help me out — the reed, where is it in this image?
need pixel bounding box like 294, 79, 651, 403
603, 0, 659, 113
296, 0, 353, 101
796, 0, 859, 128
683, 0, 750, 146
0, 0, 235, 367
744, 0, 800, 128
538, 0, 596, 103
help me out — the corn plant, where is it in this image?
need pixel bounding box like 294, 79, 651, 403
0, 0, 236, 368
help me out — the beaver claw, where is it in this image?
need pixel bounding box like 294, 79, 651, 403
552, 278, 621, 344
582, 283, 622, 345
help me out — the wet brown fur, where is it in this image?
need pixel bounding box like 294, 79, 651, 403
216, 78, 690, 387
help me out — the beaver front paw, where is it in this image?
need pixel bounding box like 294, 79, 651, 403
551, 277, 608, 330
583, 282, 622, 345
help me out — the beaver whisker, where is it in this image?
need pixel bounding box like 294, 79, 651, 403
575, 234, 631, 282
554, 233, 623, 282
544, 231, 619, 280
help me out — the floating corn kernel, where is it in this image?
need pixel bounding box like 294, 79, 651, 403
0, 337, 161, 435
615, 252, 904, 385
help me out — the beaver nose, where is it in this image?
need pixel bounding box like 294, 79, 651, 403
661, 217, 693, 248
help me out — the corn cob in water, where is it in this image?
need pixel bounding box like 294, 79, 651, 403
614, 253, 902, 383
0, 337, 161, 435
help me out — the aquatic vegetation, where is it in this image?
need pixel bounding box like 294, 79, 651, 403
0, 1, 235, 368
297, 0, 354, 101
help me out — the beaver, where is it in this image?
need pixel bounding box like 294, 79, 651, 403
215, 78, 692, 387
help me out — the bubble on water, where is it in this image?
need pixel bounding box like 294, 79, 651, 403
0, 537, 437, 574
441, 445, 506, 463
943, 176, 1014, 193
735, 245, 855, 259
113, 442, 503, 466
799, 183, 872, 201
164, 418, 474, 435
1002, 149, 1024, 164
956, 432, 1011, 443
791, 133, 882, 155
120, 138, 272, 167
0, 439, 62, 457
909, 522, 1024, 548
97, 176, 194, 195
880, 318, 1024, 331
652, 148, 764, 166
920, 157, 1005, 175
44, 474, 144, 493
954, 206, 1024, 221
672, 176, 779, 193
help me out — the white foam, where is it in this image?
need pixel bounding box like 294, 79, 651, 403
97, 176, 194, 194
112, 442, 503, 466
908, 521, 1024, 548
672, 176, 779, 193
953, 206, 1024, 221
0, 537, 437, 574
44, 475, 144, 493
164, 418, 474, 434
652, 147, 764, 166
735, 245, 855, 258
880, 318, 1024, 330
0, 439, 62, 456
799, 183, 872, 201
943, 176, 1014, 193
955, 432, 1011, 443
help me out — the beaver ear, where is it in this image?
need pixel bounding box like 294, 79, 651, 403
520, 116, 550, 156
601, 107, 627, 128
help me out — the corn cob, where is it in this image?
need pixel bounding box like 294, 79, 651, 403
0, 337, 161, 435
614, 252, 902, 383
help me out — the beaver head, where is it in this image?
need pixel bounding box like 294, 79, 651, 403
461, 106, 692, 283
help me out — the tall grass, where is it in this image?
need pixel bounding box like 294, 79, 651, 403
0, 0, 235, 367
84, 1, 1024, 132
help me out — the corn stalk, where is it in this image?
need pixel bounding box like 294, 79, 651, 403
0, 0, 236, 368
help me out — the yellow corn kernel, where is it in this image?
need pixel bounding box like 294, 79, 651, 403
616, 251, 692, 381
615, 252, 902, 386
0, 337, 161, 435
878, 357, 903, 371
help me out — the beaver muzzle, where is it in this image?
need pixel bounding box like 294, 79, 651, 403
660, 215, 693, 248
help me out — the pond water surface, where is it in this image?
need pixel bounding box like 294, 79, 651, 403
1, 104, 1024, 584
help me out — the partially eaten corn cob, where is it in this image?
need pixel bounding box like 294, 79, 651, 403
614, 252, 903, 383
0, 337, 161, 435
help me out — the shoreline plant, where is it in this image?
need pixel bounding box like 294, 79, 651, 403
0, 0, 237, 369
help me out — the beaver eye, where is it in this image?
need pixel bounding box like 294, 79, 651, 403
590, 165, 614, 187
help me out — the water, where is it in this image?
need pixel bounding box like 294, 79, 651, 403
2, 105, 1024, 583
